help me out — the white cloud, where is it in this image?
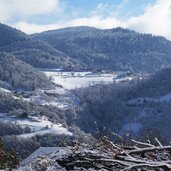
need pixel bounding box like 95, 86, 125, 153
69, 16, 124, 29
14, 16, 124, 34
11, 0, 171, 40
0, 0, 61, 22
14, 22, 61, 34
126, 0, 171, 39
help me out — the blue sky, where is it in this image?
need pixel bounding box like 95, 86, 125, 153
1, 0, 171, 40
66, 0, 156, 18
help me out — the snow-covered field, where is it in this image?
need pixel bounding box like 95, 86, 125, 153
44, 71, 117, 89
0, 113, 72, 138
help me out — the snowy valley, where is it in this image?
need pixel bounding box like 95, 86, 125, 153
1, 20, 171, 171
0, 70, 134, 139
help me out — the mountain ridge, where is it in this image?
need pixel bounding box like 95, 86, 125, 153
32, 26, 171, 72
0, 23, 77, 69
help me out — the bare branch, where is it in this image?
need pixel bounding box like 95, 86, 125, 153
155, 137, 163, 147
131, 139, 155, 148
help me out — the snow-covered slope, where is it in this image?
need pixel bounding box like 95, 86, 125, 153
0, 113, 72, 138
127, 92, 171, 106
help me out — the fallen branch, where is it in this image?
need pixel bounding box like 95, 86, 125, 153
131, 139, 155, 148
122, 163, 171, 171
128, 146, 171, 155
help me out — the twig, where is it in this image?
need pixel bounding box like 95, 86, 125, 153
155, 137, 163, 147
131, 139, 155, 148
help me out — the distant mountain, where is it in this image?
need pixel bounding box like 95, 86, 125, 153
0, 23, 77, 69
0, 52, 51, 90
33, 26, 171, 72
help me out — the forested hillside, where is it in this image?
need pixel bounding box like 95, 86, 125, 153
0, 52, 51, 90
33, 26, 171, 72
0, 23, 28, 47
0, 23, 76, 69
0, 23, 77, 90
2, 23, 171, 73
73, 68, 171, 140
